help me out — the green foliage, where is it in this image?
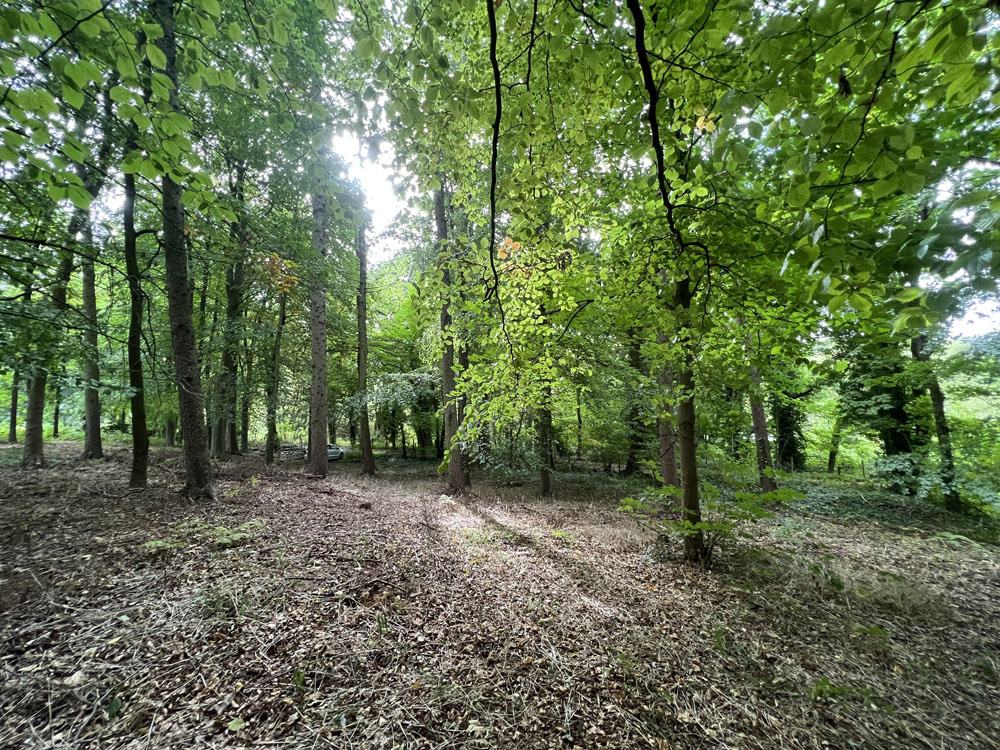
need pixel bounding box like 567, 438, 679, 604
142, 519, 262, 553
622, 484, 802, 562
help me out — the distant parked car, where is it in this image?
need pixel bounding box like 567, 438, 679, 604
304, 444, 346, 461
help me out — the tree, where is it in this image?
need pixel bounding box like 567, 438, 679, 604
357, 223, 375, 477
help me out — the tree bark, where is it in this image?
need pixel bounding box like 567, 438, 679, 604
220, 164, 247, 456
80, 227, 103, 459
154, 0, 213, 499
673, 279, 704, 562
123, 160, 148, 487
745, 326, 777, 494
539, 385, 554, 497
357, 224, 376, 476
22, 256, 71, 467
623, 335, 644, 476
240, 346, 251, 454
656, 338, 679, 487
22, 376, 47, 467
307, 190, 329, 477
827, 415, 842, 473
435, 188, 467, 491
51, 383, 60, 438
7, 367, 18, 442
575, 385, 583, 460
265, 291, 287, 465
911, 334, 961, 511
749, 392, 777, 493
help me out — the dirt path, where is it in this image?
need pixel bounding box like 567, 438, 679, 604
2, 446, 998, 748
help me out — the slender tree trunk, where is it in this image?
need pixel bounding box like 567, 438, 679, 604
155, 0, 213, 498
626, 0, 702, 561
51, 383, 60, 438
749, 392, 777, 493
221, 165, 247, 456
827, 415, 842, 474
307, 190, 329, 477
22, 258, 70, 467
22, 376, 47, 467
80, 230, 103, 459
435, 188, 467, 491
123, 161, 148, 487
673, 279, 704, 562
240, 347, 251, 454
357, 224, 376, 476
623, 335, 645, 475
575, 385, 583, 460
7, 367, 18, 442
165, 418, 176, 447
539, 385, 554, 497
911, 334, 961, 511
458, 344, 471, 487
745, 325, 777, 494
656, 340, 679, 487
264, 291, 286, 465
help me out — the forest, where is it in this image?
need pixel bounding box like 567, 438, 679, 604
1, 0, 999, 747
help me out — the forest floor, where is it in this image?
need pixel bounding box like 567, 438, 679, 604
1, 442, 999, 750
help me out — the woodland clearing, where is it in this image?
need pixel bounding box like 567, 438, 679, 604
1, 443, 998, 749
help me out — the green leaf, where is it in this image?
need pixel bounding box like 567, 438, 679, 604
109, 85, 130, 103
62, 83, 84, 110
787, 181, 810, 208
226, 717, 245, 732
146, 43, 167, 70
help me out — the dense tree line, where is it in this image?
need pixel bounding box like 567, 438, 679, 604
2, 0, 998, 560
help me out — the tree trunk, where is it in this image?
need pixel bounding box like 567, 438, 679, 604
123, 161, 149, 487
22, 376, 47, 467
80, 231, 103, 459
539, 385, 554, 497
436, 189, 467, 491
307, 190, 329, 477
458, 344, 472, 487
623, 335, 644, 476
656, 341, 679, 487
240, 348, 251, 454
155, 0, 213, 499
76, 88, 115, 459
674, 279, 704, 562
912, 334, 961, 511
357, 224, 376, 476
51, 383, 60, 438
575, 385, 583, 460
827, 415, 842, 474
22, 256, 71, 467
220, 165, 247, 456
745, 326, 777, 494
7, 367, 18, 442
212, 416, 225, 458
265, 291, 286, 465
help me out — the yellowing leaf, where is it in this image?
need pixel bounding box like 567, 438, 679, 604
226, 717, 245, 732
498, 248, 509, 260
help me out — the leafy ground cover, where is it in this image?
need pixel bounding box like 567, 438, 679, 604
1, 443, 998, 748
